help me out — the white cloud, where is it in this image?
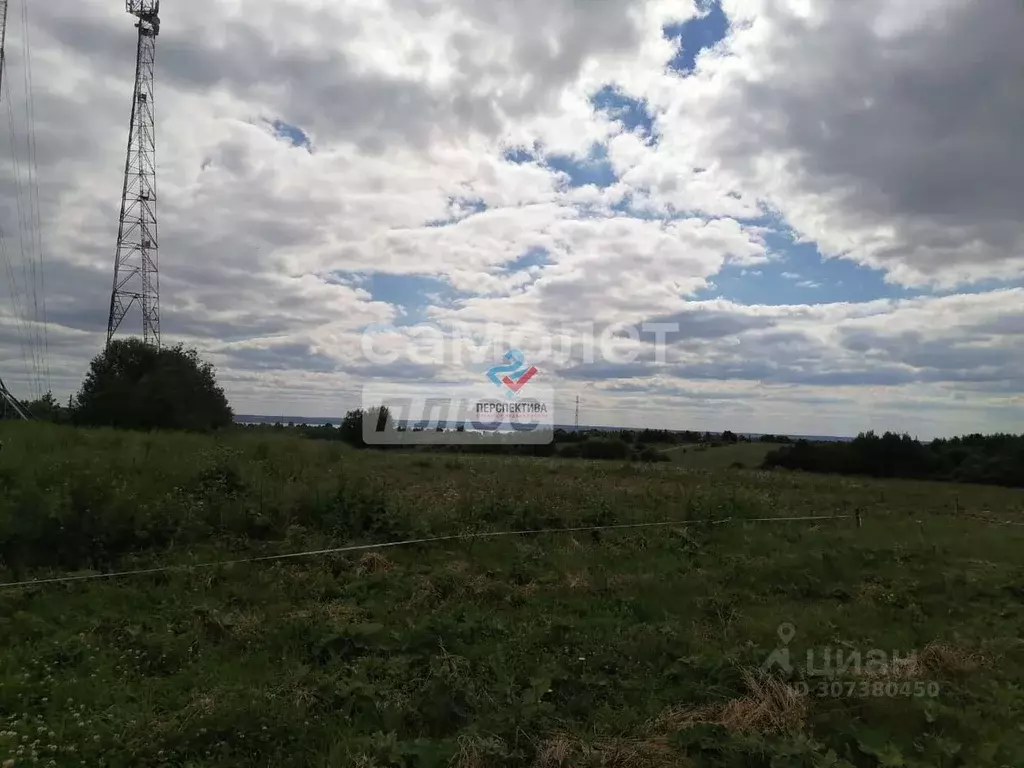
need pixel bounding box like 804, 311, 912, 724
0, 0, 1022, 438
645, 0, 1024, 287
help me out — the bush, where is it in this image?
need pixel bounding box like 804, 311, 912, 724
762, 431, 1024, 489
557, 443, 582, 459
21, 392, 71, 424
578, 439, 630, 461
339, 406, 393, 448
72, 339, 232, 432
636, 445, 670, 463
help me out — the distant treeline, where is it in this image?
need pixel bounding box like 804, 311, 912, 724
556, 428, 793, 445
762, 431, 1024, 488
235, 409, 788, 463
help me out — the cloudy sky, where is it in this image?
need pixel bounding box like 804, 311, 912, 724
1, 0, 1023, 438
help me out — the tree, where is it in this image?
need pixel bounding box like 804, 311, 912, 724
23, 391, 71, 423
73, 339, 232, 432
339, 406, 392, 448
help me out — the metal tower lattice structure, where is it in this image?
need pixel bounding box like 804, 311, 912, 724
0, 1, 8, 95
0, 377, 29, 420
0, 0, 28, 420
106, 0, 161, 348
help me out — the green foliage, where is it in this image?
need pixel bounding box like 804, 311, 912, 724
268, 414, 674, 462
72, 338, 232, 432
661, 441, 782, 469
577, 437, 631, 460
21, 391, 71, 423
636, 444, 671, 463
0, 424, 415, 571
763, 431, 1024, 488
1, 422, 1023, 766
339, 406, 393, 448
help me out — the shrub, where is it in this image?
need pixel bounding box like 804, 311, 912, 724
636, 445, 670, 463
579, 439, 630, 461
339, 406, 393, 448
72, 339, 232, 432
20, 392, 72, 424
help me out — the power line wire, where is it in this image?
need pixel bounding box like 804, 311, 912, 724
18, 0, 47, 393
0, 218, 33, 387
0, 10, 44, 403
2, 71, 41, 400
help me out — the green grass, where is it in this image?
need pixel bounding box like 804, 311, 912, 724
1, 422, 1023, 767
660, 441, 783, 469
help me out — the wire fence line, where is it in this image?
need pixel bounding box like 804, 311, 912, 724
0, 513, 855, 590
958, 512, 1024, 527
3, 509, 1021, 591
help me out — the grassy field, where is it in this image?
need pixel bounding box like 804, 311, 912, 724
659, 441, 783, 469
1, 422, 1023, 767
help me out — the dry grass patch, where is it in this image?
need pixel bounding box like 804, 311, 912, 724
355, 551, 393, 575
535, 670, 805, 768
855, 641, 987, 681
223, 609, 265, 641
450, 734, 508, 768
534, 734, 574, 767
534, 733, 679, 768
466, 573, 504, 597
652, 668, 807, 736
918, 641, 987, 675
855, 581, 885, 603
285, 599, 364, 625
565, 570, 590, 590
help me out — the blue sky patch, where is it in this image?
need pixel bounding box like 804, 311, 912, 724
504, 142, 618, 188
546, 143, 618, 189
331, 271, 470, 325
270, 119, 311, 149
695, 227, 922, 305
692, 216, 1024, 306
426, 197, 488, 227
501, 247, 551, 274
503, 146, 538, 165
611, 192, 721, 222
610, 193, 667, 219
664, 1, 729, 74
591, 86, 656, 143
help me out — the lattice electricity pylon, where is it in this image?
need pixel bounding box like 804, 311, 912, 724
106, 0, 161, 348
0, 376, 30, 420
0, 1, 8, 95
